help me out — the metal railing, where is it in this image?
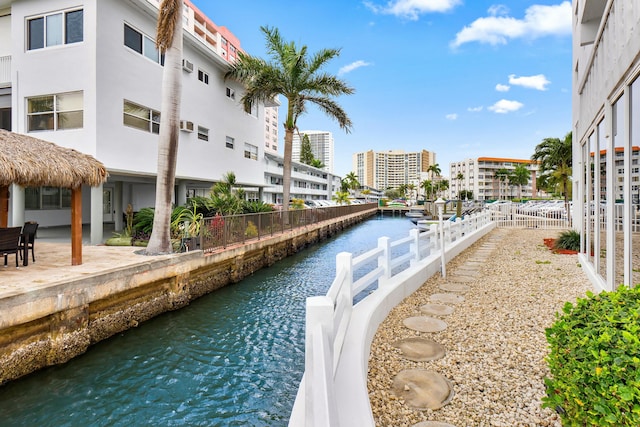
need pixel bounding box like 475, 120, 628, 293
198, 203, 377, 253
487, 202, 573, 229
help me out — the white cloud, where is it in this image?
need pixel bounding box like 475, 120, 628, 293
508, 74, 550, 90
488, 99, 524, 114
467, 106, 483, 112
495, 84, 510, 92
451, 1, 571, 48
338, 60, 372, 76
364, 0, 462, 20
446, 113, 458, 120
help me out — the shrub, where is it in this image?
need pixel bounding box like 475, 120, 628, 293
544, 286, 640, 426
244, 220, 258, 238
553, 229, 581, 251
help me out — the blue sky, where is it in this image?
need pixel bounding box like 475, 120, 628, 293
193, 0, 573, 178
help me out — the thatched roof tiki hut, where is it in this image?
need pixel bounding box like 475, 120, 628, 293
0, 129, 108, 265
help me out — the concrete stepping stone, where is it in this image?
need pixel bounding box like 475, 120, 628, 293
454, 268, 479, 276
439, 283, 470, 293
403, 316, 448, 333
430, 293, 464, 304
391, 369, 454, 410
412, 422, 456, 427
393, 337, 446, 362
420, 303, 454, 316
444, 275, 475, 283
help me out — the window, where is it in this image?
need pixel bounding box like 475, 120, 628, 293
197, 126, 208, 141
27, 91, 83, 131
27, 9, 83, 50
124, 24, 163, 65
225, 136, 234, 149
226, 87, 235, 100
123, 100, 160, 134
198, 69, 209, 84
25, 186, 72, 210
244, 100, 257, 117
244, 143, 258, 160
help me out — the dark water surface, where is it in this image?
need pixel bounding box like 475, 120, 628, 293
0, 216, 413, 426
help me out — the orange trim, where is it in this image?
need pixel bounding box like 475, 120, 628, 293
477, 157, 539, 164
589, 146, 640, 156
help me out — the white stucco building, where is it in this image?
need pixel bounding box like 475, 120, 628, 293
0, 0, 276, 243
292, 130, 334, 173
572, 0, 640, 291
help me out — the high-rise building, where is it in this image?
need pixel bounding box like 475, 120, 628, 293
264, 106, 279, 154
292, 130, 334, 172
352, 150, 436, 191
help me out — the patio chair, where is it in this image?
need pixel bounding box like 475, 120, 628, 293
0, 227, 23, 268
19, 221, 39, 265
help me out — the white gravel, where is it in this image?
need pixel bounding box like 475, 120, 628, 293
367, 228, 592, 427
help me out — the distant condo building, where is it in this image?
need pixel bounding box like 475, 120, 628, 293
292, 130, 334, 172
449, 157, 539, 201
352, 150, 436, 190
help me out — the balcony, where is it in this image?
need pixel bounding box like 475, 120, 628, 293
0, 56, 10, 88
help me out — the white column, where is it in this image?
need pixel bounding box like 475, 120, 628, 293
9, 184, 25, 227
176, 181, 187, 206
90, 184, 103, 245
114, 181, 123, 231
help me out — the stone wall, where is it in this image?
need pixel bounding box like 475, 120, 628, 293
0, 208, 376, 385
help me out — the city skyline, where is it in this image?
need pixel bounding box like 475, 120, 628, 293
195, 0, 572, 178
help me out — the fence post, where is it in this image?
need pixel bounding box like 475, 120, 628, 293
409, 228, 420, 264
377, 237, 391, 281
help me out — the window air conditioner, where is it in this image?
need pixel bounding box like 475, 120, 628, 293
182, 59, 194, 73
180, 120, 194, 132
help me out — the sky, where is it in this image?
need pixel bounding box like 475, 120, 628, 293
193, 0, 573, 178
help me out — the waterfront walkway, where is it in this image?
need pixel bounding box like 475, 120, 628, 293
367, 228, 592, 427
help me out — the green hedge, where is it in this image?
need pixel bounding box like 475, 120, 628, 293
544, 287, 640, 426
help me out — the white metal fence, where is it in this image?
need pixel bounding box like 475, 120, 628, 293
486, 201, 572, 229
289, 211, 494, 426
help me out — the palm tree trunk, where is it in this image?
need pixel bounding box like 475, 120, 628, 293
282, 127, 293, 212
146, 3, 183, 255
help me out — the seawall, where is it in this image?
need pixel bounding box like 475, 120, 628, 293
0, 208, 377, 385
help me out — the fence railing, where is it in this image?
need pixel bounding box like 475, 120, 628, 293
198, 203, 377, 253
487, 202, 573, 229
290, 211, 494, 426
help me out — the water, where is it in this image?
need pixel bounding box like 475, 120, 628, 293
0, 216, 414, 427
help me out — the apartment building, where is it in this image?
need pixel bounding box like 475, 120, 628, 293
352, 149, 436, 191
450, 157, 539, 201
572, 0, 640, 291
262, 153, 340, 205
0, 0, 276, 243
292, 130, 334, 172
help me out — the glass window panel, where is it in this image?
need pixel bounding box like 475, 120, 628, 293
61, 188, 72, 208
28, 96, 53, 113
143, 36, 158, 62
28, 17, 44, 50
24, 187, 40, 210
41, 186, 60, 209
124, 24, 142, 53
65, 10, 83, 44
123, 114, 148, 131
28, 113, 54, 131
151, 123, 160, 134
46, 13, 63, 47
123, 101, 149, 119
57, 111, 83, 129
56, 92, 83, 111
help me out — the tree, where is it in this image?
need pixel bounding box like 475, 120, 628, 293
361, 188, 371, 202
421, 180, 433, 200
145, 0, 183, 255
299, 133, 315, 165
428, 164, 441, 181
343, 172, 360, 195
310, 159, 325, 169
532, 132, 573, 219
226, 26, 354, 211
495, 168, 511, 200
456, 172, 464, 199
510, 164, 530, 200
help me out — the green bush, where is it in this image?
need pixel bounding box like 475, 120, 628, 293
544, 286, 640, 426
554, 229, 581, 251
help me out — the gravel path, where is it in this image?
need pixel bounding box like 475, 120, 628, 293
367, 228, 592, 427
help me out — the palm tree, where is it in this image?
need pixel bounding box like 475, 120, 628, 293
510, 164, 530, 200
146, 0, 183, 255
421, 180, 433, 201
361, 188, 371, 203
226, 26, 354, 211
456, 172, 464, 199
532, 132, 573, 219
428, 164, 441, 181
495, 168, 511, 200
344, 172, 360, 195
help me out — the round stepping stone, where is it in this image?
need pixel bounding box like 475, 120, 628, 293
439, 283, 470, 293
412, 422, 456, 427
420, 303, 454, 316
430, 293, 464, 304
393, 337, 445, 362
446, 275, 475, 283
403, 316, 448, 333
391, 369, 454, 410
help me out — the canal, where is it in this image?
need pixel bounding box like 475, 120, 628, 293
0, 216, 414, 426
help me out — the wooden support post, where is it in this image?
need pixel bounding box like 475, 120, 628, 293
71, 187, 82, 265
0, 185, 8, 228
